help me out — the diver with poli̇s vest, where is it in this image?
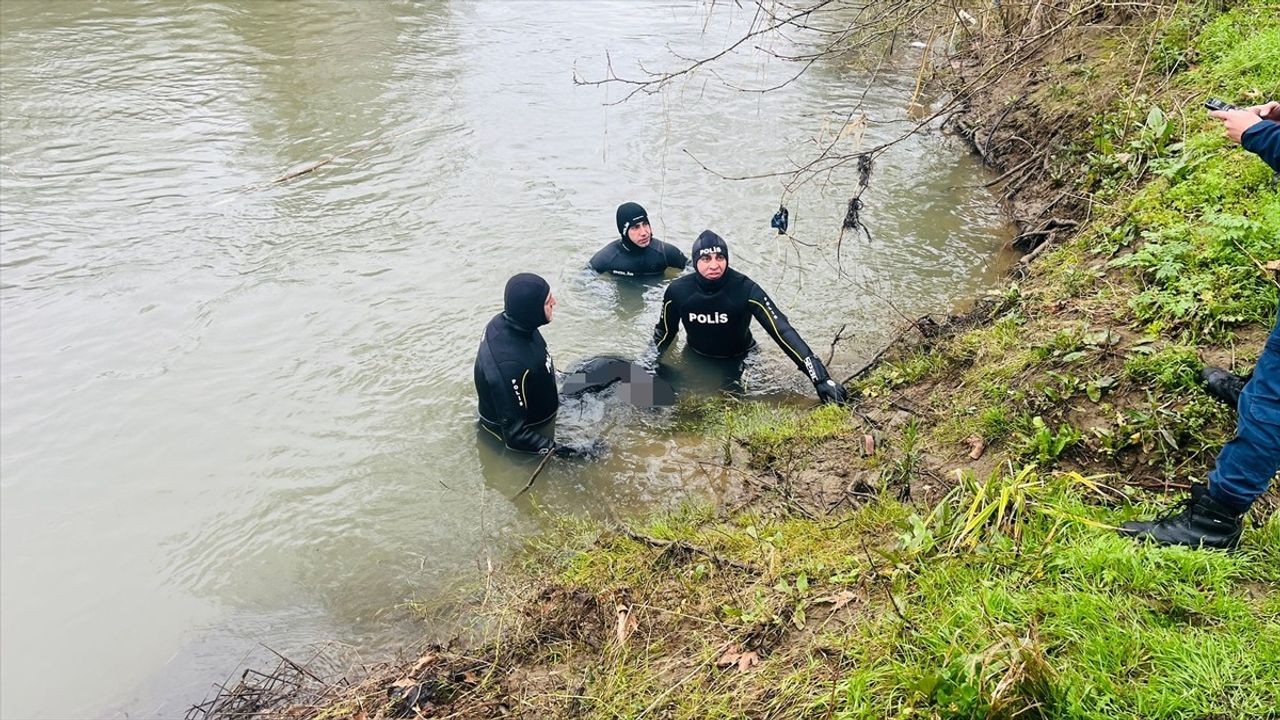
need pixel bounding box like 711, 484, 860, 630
474, 273, 607, 458
647, 230, 848, 405
474, 274, 675, 460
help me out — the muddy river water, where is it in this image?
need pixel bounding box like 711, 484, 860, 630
0, 2, 1014, 717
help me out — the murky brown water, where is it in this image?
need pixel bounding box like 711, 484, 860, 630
0, 2, 1013, 717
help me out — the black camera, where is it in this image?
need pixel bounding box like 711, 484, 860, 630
1205, 98, 1239, 112
770, 206, 789, 234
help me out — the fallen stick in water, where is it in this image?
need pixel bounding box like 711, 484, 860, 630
825, 323, 847, 367
270, 125, 419, 184
513, 450, 555, 499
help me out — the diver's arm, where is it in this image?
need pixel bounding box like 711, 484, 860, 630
652, 285, 680, 355
747, 284, 847, 403
746, 284, 816, 372
487, 361, 556, 454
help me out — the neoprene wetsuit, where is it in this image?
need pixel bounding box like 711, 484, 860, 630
651, 231, 844, 403
589, 237, 687, 276
654, 267, 817, 362
474, 275, 559, 453
591, 201, 688, 276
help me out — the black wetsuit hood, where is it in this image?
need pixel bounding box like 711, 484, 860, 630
691, 230, 730, 293
616, 202, 649, 251
503, 273, 550, 330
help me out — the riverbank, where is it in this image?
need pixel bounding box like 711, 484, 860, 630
196, 2, 1279, 718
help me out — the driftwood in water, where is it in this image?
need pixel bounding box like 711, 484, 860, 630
513, 450, 555, 499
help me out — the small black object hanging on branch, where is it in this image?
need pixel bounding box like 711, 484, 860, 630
842, 154, 875, 241
770, 205, 789, 234
842, 196, 863, 231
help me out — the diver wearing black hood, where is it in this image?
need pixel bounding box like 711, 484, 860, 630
651, 231, 848, 404
475, 273, 559, 453
589, 202, 688, 276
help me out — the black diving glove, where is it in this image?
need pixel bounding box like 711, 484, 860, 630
553, 439, 608, 460
803, 355, 848, 405
815, 378, 848, 405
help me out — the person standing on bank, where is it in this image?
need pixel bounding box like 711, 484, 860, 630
1195, 100, 1280, 408
474, 273, 601, 458
649, 230, 848, 405
1119, 100, 1280, 550
589, 202, 688, 276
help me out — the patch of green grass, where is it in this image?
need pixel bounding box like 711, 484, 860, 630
1122, 344, 1201, 391
1191, 2, 1280, 95
512, 458, 1279, 720
1013, 416, 1084, 467
856, 349, 951, 396
671, 397, 853, 466
814, 474, 1280, 720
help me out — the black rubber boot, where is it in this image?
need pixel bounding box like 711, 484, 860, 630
1200, 367, 1249, 408
1119, 484, 1244, 550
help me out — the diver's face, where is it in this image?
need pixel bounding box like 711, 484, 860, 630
696, 252, 726, 281
544, 291, 556, 323
627, 220, 652, 248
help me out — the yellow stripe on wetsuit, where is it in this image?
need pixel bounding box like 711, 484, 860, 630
656, 299, 673, 346
748, 298, 803, 364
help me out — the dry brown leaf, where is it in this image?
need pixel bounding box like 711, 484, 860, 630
813, 590, 859, 611
716, 643, 742, 667
353, 709, 367, 720
966, 435, 986, 460
716, 644, 761, 672
390, 677, 416, 690
458, 670, 480, 685
409, 653, 437, 676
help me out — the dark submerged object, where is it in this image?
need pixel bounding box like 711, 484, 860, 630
561, 356, 675, 407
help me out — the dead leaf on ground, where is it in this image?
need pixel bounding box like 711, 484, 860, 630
409, 653, 438, 676
716, 644, 761, 672
966, 435, 986, 460
813, 590, 859, 612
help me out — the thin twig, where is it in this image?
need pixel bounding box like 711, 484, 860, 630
619, 525, 759, 573
513, 451, 555, 499
825, 323, 848, 367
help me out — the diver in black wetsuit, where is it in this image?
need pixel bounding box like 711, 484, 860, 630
650, 231, 848, 405
589, 202, 688, 276
474, 273, 601, 457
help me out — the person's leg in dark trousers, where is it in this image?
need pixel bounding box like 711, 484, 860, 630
1122, 316, 1280, 549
